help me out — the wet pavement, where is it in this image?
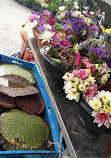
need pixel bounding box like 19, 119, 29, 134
0, 0, 32, 56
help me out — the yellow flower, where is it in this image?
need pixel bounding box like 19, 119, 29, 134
88, 98, 102, 110
62, 72, 70, 80
105, 29, 111, 34
103, 105, 111, 115
66, 88, 80, 102
83, 17, 91, 25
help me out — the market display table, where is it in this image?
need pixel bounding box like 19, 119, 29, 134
26, 31, 111, 158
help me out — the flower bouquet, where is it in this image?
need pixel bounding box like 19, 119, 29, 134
62, 48, 111, 128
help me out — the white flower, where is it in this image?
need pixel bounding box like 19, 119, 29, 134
60, 11, 66, 18
82, 29, 87, 36
64, 81, 73, 93
99, 73, 110, 84
85, 75, 95, 83
96, 90, 111, 104
88, 98, 102, 110
58, 6, 66, 11
78, 84, 85, 92
56, 15, 61, 20
74, 77, 81, 84
82, 17, 92, 25
31, 20, 38, 28
66, 88, 80, 102
43, 24, 52, 30
62, 72, 70, 80
39, 30, 55, 43
71, 11, 81, 17
72, 82, 78, 89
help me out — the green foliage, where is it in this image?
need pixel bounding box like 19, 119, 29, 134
0, 109, 49, 150
50, 57, 61, 65
54, 23, 63, 32
49, 47, 60, 58
48, 47, 61, 65
63, 0, 75, 11
88, 52, 103, 64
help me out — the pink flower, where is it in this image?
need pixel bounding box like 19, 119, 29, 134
92, 112, 111, 128
98, 67, 107, 76
81, 58, 91, 68
48, 18, 56, 26
29, 14, 38, 22
67, 73, 74, 81
42, 10, 51, 17
60, 41, 72, 48
86, 64, 96, 74
83, 13, 90, 17
83, 84, 97, 100
74, 52, 81, 67
76, 69, 89, 80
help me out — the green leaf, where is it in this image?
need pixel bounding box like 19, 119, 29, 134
50, 57, 61, 65
54, 23, 63, 32
48, 47, 60, 58
88, 52, 98, 62
69, 35, 76, 45
97, 59, 103, 64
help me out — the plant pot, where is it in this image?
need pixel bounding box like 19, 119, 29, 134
33, 29, 50, 50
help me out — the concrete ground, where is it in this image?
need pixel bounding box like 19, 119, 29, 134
0, 0, 32, 56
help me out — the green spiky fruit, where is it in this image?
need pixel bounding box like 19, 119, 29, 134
0, 64, 35, 84
0, 109, 49, 149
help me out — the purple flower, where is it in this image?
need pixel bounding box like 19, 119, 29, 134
87, 25, 95, 35
63, 19, 73, 33
51, 35, 61, 47
65, 35, 70, 41
71, 17, 87, 36
31, 11, 41, 16
36, 25, 45, 32
29, 14, 38, 22
66, 11, 71, 17
88, 48, 97, 55
38, 19, 46, 25
97, 47, 110, 59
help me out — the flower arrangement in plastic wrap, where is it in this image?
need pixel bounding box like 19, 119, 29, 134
62, 45, 111, 128
56, 6, 99, 44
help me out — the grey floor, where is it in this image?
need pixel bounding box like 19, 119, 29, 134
0, 0, 31, 56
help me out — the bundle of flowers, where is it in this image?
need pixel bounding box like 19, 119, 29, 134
62, 55, 111, 128
56, 7, 99, 43
23, 10, 71, 49
89, 91, 111, 128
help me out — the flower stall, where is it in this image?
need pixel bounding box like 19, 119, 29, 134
20, 7, 111, 158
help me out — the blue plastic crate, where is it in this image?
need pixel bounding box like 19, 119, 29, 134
0, 54, 63, 158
